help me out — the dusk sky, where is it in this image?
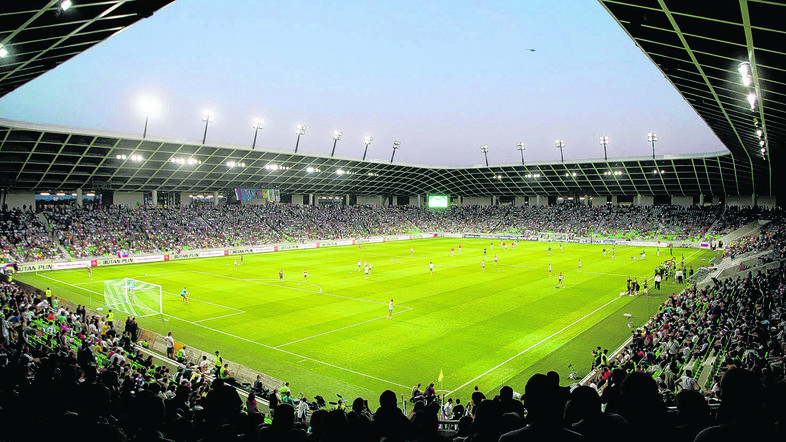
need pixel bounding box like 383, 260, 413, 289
0, 0, 727, 166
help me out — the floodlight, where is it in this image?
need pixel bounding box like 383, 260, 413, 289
330, 130, 343, 157
138, 95, 160, 138
516, 142, 526, 165
599, 135, 609, 160
201, 111, 215, 144
0, 44, 7, 58
362, 136, 373, 161
251, 119, 264, 150
60, 0, 72, 11
390, 140, 401, 163
479, 144, 489, 167
747, 93, 757, 110
738, 62, 752, 87
647, 132, 657, 159
555, 139, 565, 163
294, 124, 306, 153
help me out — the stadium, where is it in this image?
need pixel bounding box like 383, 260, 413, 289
0, 1, 785, 441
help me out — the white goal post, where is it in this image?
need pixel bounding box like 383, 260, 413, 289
104, 278, 163, 318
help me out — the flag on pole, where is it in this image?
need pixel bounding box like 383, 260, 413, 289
438, 369, 444, 383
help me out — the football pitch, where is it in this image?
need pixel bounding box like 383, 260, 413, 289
18, 238, 718, 400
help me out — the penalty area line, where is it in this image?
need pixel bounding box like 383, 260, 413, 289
35, 273, 407, 388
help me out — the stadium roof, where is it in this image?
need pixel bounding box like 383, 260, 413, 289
599, 0, 784, 198
0, 0, 174, 98
0, 1, 783, 200
0, 118, 765, 197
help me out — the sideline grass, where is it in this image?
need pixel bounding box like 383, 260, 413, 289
17, 238, 717, 401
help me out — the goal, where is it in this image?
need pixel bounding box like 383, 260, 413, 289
539, 232, 570, 243
104, 278, 163, 318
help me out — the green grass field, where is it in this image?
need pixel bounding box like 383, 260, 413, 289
17, 238, 718, 401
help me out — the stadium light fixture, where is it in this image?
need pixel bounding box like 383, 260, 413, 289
516, 142, 526, 165
647, 131, 657, 159
391, 140, 401, 163
599, 136, 609, 161
0, 44, 8, 58
330, 130, 343, 157
294, 124, 306, 153
480, 144, 489, 166
555, 139, 565, 163
362, 136, 373, 161
139, 95, 160, 139
201, 111, 215, 144
251, 119, 264, 150
746, 93, 757, 111
60, 1, 72, 11
738, 62, 752, 87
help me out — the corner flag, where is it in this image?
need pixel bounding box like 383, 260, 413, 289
438, 369, 444, 383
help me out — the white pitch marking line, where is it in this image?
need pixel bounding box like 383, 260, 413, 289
276, 307, 414, 348
192, 311, 246, 323
34, 273, 409, 388
446, 294, 624, 396
36, 273, 245, 315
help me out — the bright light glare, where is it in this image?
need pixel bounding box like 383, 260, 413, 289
60, 0, 72, 11
0, 44, 7, 58
738, 62, 752, 87
747, 93, 757, 110
139, 95, 160, 116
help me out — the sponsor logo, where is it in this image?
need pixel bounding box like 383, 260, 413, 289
53, 261, 93, 270
132, 255, 165, 263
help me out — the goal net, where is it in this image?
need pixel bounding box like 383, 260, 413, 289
539, 232, 570, 242
104, 278, 163, 318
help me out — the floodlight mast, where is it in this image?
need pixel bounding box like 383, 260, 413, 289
480, 144, 489, 167
648, 131, 657, 159
390, 140, 401, 163
201, 111, 215, 144
555, 139, 566, 163
330, 130, 343, 157
516, 142, 526, 165
294, 124, 306, 153
362, 136, 373, 161
251, 119, 264, 150
599, 135, 609, 161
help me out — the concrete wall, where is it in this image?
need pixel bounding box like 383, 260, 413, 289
671, 196, 693, 207
636, 195, 654, 206
357, 195, 382, 206
726, 195, 754, 207
5, 191, 34, 209
756, 195, 777, 208
114, 192, 144, 208
463, 196, 492, 206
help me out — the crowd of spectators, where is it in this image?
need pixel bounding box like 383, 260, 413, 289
1, 203, 785, 441
0, 206, 62, 262
2, 203, 775, 262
